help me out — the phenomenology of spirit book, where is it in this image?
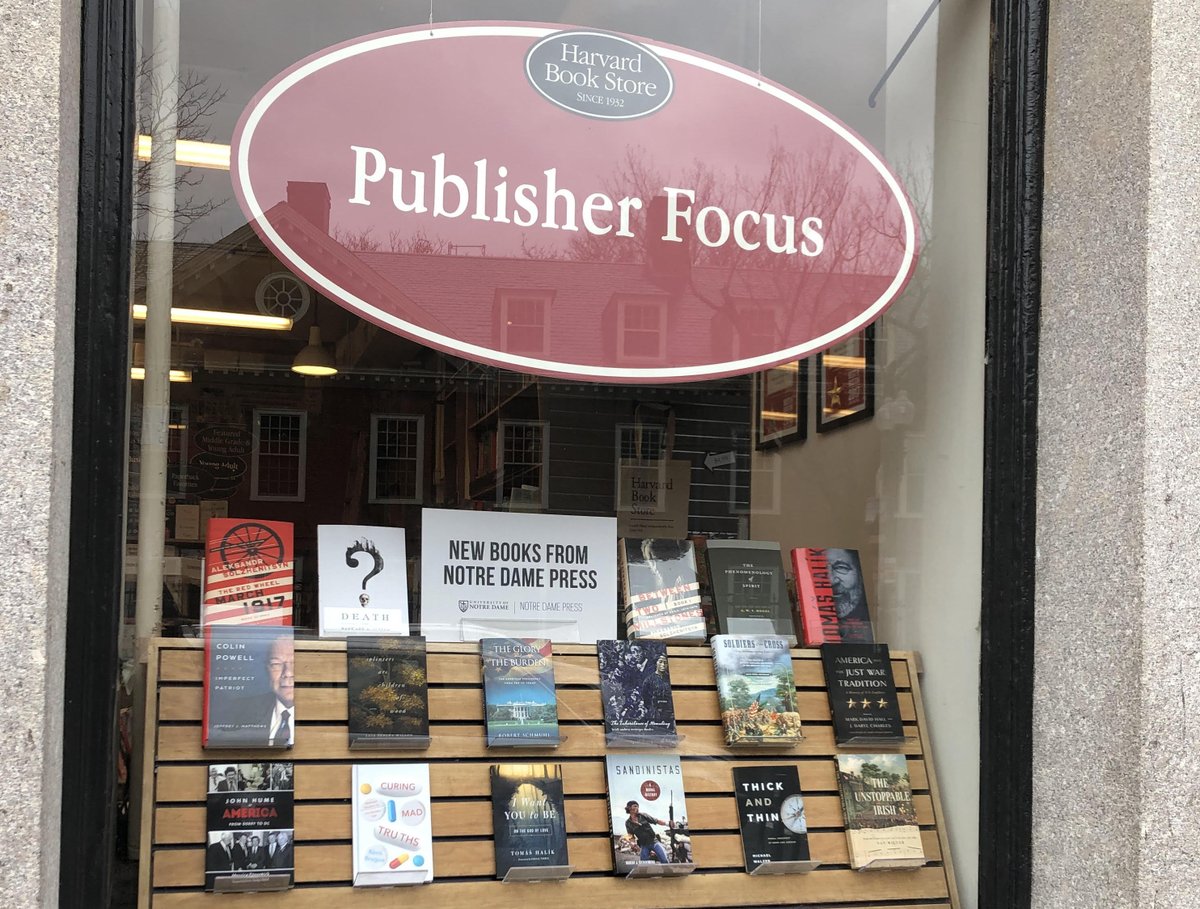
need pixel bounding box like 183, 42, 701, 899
597, 639, 678, 745
732, 765, 811, 871
481, 638, 561, 747
705, 540, 796, 644
352, 763, 433, 886
711, 634, 802, 746
490, 763, 570, 878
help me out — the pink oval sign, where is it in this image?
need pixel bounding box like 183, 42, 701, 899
233, 23, 918, 383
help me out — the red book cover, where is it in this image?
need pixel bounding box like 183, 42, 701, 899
791, 548, 873, 646
202, 519, 294, 626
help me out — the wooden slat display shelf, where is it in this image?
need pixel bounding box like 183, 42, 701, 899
139, 639, 961, 908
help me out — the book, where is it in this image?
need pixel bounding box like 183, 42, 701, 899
836, 754, 925, 870
688, 534, 720, 639
604, 754, 693, 874
732, 765, 811, 871
352, 763, 433, 886
481, 638, 560, 747
792, 548, 874, 645
490, 763, 570, 879
347, 636, 430, 749
205, 762, 294, 892
318, 525, 410, 637
705, 540, 796, 644
202, 518, 294, 626
821, 643, 904, 745
598, 639, 679, 746
203, 625, 295, 749
618, 538, 706, 642
711, 635, 802, 746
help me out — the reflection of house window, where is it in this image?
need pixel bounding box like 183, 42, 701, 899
251, 409, 306, 501
498, 291, 552, 356
616, 297, 667, 362
369, 414, 425, 504
498, 420, 549, 509
616, 423, 666, 465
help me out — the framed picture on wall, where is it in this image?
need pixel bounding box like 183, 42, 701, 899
755, 360, 807, 450
816, 325, 876, 433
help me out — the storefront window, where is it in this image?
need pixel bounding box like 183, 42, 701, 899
119, 1, 987, 905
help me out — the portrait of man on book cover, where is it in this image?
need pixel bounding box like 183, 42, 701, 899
209, 629, 296, 747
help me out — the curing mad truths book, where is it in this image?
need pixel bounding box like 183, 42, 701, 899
705, 540, 796, 644
732, 765, 811, 871
481, 638, 560, 747
598, 639, 678, 746
619, 538, 706, 642
347, 636, 430, 749
352, 763, 433, 886
711, 635, 802, 746
205, 762, 294, 893
604, 754, 693, 874
836, 753, 925, 870
490, 763, 569, 878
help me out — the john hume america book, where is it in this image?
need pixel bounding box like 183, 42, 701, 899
618, 538, 706, 642
598, 639, 679, 746
481, 638, 561, 747
490, 763, 570, 878
347, 636, 430, 749
205, 762, 294, 892
836, 753, 925, 870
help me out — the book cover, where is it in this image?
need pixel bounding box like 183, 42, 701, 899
352, 763, 433, 886
688, 534, 720, 639
318, 525, 410, 637
202, 518, 294, 626
822, 643, 904, 744
619, 538, 706, 642
205, 762, 294, 892
481, 638, 560, 747
792, 547, 874, 645
604, 754, 692, 873
203, 625, 295, 749
597, 640, 678, 745
347, 636, 430, 749
705, 540, 796, 644
835, 754, 925, 869
490, 763, 570, 878
711, 635, 802, 746
732, 765, 811, 870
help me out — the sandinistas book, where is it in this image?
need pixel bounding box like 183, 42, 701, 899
604, 754, 693, 874
619, 538, 706, 642
203, 625, 295, 749
836, 753, 925, 870
202, 518, 294, 626
705, 540, 796, 644
481, 638, 560, 747
352, 763, 433, 886
205, 762, 295, 892
711, 635, 802, 746
347, 636, 430, 749
490, 763, 570, 879
822, 643, 904, 745
793, 548, 874, 645
598, 639, 679, 746
732, 765, 811, 871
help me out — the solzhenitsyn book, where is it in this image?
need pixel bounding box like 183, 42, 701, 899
490, 763, 570, 878
203, 625, 295, 749
347, 636, 430, 749
481, 638, 561, 747
352, 763, 434, 886
732, 765, 811, 871
598, 639, 678, 746
619, 538, 706, 642
202, 518, 294, 626
205, 762, 295, 893
705, 540, 796, 644
792, 547, 874, 645
836, 754, 925, 870
604, 754, 693, 874
711, 635, 802, 746
822, 643, 904, 745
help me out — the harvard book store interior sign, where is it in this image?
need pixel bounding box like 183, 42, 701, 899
232, 23, 919, 382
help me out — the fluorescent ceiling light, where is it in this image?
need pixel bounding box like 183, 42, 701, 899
760, 411, 798, 421
136, 135, 231, 170
822, 355, 867, 369
133, 304, 292, 331
131, 367, 192, 383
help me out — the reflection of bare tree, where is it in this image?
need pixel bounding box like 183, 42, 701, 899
135, 58, 226, 238
333, 227, 454, 255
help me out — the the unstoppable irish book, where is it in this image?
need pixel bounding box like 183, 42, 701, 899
598, 639, 679, 746
347, 636, 430, 749
481, 638, 561, 747
711, 634, 802, 746
732, 765, 811, 871
836, 753, 925, 870
490, 763, 570, 878
822, 643, 904, 745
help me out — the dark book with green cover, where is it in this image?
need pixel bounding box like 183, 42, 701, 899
481, 638, 561, 747
732, 765, 811, 871
705, 540, 796, 644
346, 636, 430, 749
711, 634, 802, 746
821, 643, 904, 745
490, 763, 570, 879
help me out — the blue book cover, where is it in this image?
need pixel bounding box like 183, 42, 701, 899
481, 638, 560, 746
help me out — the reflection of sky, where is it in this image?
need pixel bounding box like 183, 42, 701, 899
146, 0, 916, 244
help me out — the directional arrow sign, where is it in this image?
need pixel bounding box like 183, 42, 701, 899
704, 451, 737, 471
